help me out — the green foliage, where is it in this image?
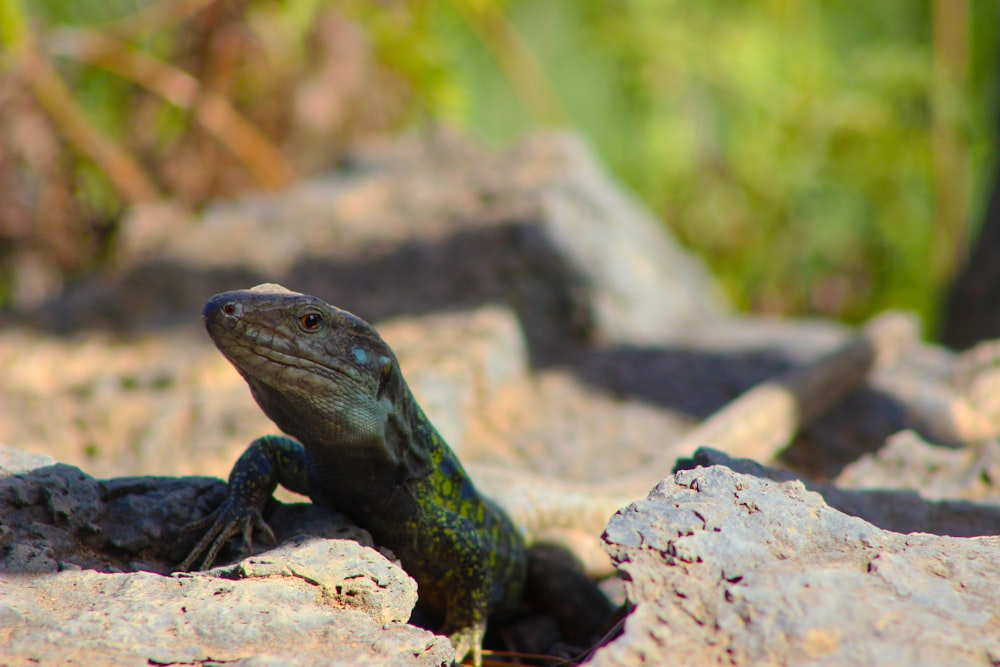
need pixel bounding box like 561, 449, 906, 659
27, 0, 148, 25
433, 0, 998, 327
3, 0, 997, 328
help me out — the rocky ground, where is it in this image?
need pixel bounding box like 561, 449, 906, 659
2, 132, 1000, 665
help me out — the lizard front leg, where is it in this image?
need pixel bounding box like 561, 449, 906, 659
178, 435, 311, 571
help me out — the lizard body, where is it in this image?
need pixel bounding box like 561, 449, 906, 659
180, 283, 917, 665
180, 284, 523, 664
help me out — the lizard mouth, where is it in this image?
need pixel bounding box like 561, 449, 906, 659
232, 338, 362, 389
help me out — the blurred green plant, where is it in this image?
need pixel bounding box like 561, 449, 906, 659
435, 0, 998, 327
0, 0, 996, 330
0, 0, 450, 304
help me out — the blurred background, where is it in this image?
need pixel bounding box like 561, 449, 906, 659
1, 0, 997, 342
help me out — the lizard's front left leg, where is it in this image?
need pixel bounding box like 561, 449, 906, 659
178, 434, 311, 571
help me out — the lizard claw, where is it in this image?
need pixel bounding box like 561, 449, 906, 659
176, 497, 276, 572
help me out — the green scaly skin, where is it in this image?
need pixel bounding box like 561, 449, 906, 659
178, 284, 527, 666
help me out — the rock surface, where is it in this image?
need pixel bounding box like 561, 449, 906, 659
684, 447, 1000, 539
595, 459, 1000, 667
0, 446, 452, 667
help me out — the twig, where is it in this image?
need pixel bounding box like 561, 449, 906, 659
447, 0, 567, 126
47, 28, 295, 191
102, 0, 224, 39
1, 0, 161, 204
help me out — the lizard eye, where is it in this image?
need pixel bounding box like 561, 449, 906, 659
299, 313, 323, 331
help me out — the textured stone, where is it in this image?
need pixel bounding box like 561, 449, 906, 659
526, 133, 730, 345
594, 462, 1000, 667
0, 561, 449, 667
836, 429, 1000, 501
0, 447, 449, 666
12, 132, 727, 357
685, 447, 1000, 539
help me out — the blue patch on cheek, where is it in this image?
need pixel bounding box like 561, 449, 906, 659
351, 347, 368, 365
438, 456, 458, 478
459, 479, 478, 502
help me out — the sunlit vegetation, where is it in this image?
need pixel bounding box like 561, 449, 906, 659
0, 0, 996, 329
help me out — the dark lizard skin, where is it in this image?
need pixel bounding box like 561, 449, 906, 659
179, 283, 529, 666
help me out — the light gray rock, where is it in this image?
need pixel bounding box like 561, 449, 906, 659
836, 429, 1000, 501
221, 535, 417, 625
0, 444, 55, 477
1, 546, 449, 667
685, 446, 1000, 538
530, 133, 729, 345
0, 447, 451, 666
594, 462, 1000, 667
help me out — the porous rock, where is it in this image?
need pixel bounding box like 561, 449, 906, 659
594, 460, 1000, 667
686, 446, 1000, 538
835, 429, 1000, 501
0, 446, 451, 667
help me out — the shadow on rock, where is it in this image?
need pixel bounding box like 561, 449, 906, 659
0, 460, 227, 575
678, 448, 1000, 539
7, 222, 591, 365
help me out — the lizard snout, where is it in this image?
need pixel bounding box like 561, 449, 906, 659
203, 292, 245, 324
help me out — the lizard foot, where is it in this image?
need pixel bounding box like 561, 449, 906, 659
448, 622, 485, 667
176, 497, 277, 571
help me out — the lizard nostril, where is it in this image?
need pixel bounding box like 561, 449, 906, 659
204, 293, 244, 321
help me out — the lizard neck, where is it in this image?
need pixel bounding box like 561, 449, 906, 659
269, 373, 448, 527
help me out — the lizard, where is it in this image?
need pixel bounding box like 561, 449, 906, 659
178, 283, 918, 665
179, 284, 528, 665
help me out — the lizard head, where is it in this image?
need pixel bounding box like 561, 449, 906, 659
203, 284, 422, 471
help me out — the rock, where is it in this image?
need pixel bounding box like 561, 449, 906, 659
223, 536, 417, 625
0, 443, 228, 573
523, 133, 729, 345
1, 553, 450, 667
13, 132, 727, 358
0, 132, 983, 486
685, 447, 1000, 539
595, 462, 1000, 666
836, 430, 1000, 502
0, 444, 55, 477
0, 447, 450, 666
